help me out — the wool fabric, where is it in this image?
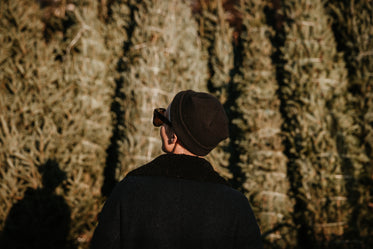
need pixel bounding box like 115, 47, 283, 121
170, 90, 229, 156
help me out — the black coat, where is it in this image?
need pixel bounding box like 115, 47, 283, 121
91, 154, 263, 249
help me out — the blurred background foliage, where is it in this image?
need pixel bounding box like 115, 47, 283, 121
0, 0, 372, 248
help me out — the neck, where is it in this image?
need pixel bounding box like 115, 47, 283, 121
171, 143, 200, 157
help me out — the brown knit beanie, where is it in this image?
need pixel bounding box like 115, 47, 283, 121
170, 90, 229, 156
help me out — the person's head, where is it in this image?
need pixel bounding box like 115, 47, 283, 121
153, 90, 229, 156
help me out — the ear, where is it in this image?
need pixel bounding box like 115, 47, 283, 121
168, 133, 178, 145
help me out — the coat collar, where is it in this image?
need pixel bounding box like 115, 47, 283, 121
127, 154, 230, 186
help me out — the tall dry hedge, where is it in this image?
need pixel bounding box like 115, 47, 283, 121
0, 1, 66, 247
0, 1, 114, 248
116, 0, 208, 180
97, 0, 132, 196
56, 1, 114, 247
192, 0, 235, 179
230, 1, 294, 248
327, 0, 373, 246
279, 0, 355, 247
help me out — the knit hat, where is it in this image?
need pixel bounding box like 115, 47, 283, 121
170, 90, 229, 156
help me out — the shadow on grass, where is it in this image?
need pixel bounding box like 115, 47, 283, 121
0, 159, 76, 249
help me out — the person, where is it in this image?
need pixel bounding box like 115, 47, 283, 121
90, 90, 263, 249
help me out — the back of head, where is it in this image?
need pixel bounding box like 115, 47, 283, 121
170, 90, 229, 156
